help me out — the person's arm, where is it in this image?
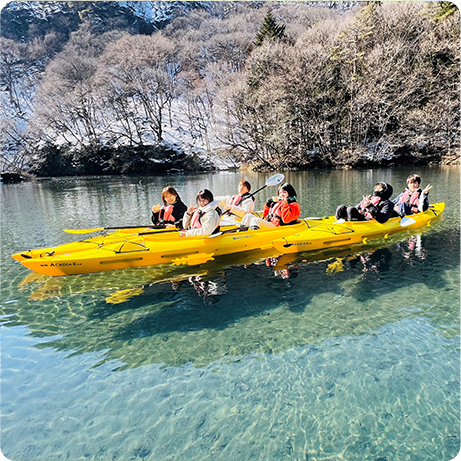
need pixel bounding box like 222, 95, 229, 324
367, 201, 393, 224
392, 192, 403, 205
228, 197, 255, 218
182, 210, 192, 230
173, 202, 188, 228
214, 195, 231, 208
279, 201, 301, 223
419, 185, 432, 212
263, 198, 275, 218
151, 211, 160, 225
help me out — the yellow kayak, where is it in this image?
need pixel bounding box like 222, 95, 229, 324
12, 220, 314, 276
271, 203, 445, 254
11, 204, 443, 277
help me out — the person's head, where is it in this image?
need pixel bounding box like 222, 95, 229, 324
278, 183, 297, 201
196, 189, 214, 207
238, 180, 251, 195
373, 182, 393, 200
162, 186, 180, 205
406, 174, 421, 192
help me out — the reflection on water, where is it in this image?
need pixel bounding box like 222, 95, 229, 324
1, 167, 459, 461
2, 230, 458, 371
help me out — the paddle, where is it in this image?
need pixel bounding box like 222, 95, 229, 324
63, 225, 164, 234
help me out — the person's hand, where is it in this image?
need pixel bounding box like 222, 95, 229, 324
394, 204, 399, 211
423, 184, 432, 194
165, 224, 176, 229
224, 204, 232, 212
265, 197, 275, 208
362, 195, 372, 207
180, 230, 187, 237
152, 204, 161, 213
187, 202, 197, 214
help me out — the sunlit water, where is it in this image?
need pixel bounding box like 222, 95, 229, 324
1, 167, 459, 461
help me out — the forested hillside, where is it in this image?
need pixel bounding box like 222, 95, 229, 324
1, 1, 459, 176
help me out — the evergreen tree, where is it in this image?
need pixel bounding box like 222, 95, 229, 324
254, 9, 286, 47
433, 1, 458, 21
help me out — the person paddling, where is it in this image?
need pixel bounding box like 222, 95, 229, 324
151, 186, 188, 229
393, 174, 432, 217
335, 182, 394, 224
215, 180, 255, 218
180, 189, 222, 237
240, 183, 301, 229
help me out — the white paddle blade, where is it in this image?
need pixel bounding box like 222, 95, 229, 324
266, 173, 285, 187
400, 217, 416, 227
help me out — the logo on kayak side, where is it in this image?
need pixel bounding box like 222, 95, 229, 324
39, 262, 82, 267
232, 235, 253, 240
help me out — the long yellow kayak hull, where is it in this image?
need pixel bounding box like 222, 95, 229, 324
12, 221, 311, 276
271, 203, 445, 254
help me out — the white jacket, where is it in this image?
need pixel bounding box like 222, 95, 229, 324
214, 194, 255, 218
182, 200, 221, 237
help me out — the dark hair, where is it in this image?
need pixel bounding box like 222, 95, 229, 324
279, 183, 297, 200
239, 180, 251, 192
374, 182, 393, 200
196, 189, 214, 204
161, 186, 180, 206
407, 174, 421, 185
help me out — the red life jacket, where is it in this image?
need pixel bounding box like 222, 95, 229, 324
190, 208, 222, 234
360, 195, 381, 220
231, 193, 254, 207
190, 209, 203, 229
399, 189, 421, 214
160, 204, 175, 222
231, 195, 242, 206
266, 201, 283, 226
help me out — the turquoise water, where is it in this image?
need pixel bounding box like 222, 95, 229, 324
1, 167, 459, 461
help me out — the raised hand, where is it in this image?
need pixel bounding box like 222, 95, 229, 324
422, 184, 433, 194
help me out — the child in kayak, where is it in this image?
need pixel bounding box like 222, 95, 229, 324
151, 186, 188, 229
335, 182, 394, 224
240, 183, 301, 229
393, 174, 432, 217
214, 180, 255, 218
181, 189, 222, 237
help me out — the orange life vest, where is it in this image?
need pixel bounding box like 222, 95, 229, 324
160, 204, 175, 222
399, 189, 421, 214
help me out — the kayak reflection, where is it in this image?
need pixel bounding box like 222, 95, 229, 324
5, 230, 457, 370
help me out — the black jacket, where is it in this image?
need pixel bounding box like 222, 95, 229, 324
151, 199, 187, 229
358, 182, 395, 224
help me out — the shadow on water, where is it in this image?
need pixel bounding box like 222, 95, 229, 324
1, 225, 459, 370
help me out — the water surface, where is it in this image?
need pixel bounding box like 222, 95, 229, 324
1, 167, 459, 461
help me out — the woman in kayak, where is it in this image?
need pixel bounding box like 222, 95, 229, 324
215, 180, 255, 218
151, 186, 188, 229
393, 174, 432, 217
335, 182, 394, 224
181, 189, 222, 237
240, 183, 301, 229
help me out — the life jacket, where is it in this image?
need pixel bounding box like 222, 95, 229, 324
360, 195, 381, 220
266, 201, 298, 226
160, 204, 175, 223
399, 189, 421, 214
191, 209, 203, 229
190, 206, 222, 234
232, 193, 254, 207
